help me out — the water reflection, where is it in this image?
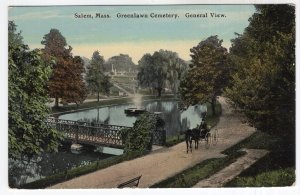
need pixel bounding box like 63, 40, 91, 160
9, 144, 113, 188
59, 100, 207, 137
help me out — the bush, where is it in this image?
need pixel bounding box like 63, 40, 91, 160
121, 113, 165, 155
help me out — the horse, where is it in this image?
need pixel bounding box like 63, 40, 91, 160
191, 128, 201, 149
184, 122, 209, 153
185, 129, 193, 153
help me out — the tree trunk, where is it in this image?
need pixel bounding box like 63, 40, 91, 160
55, 97, 59, 108
157, 88, 162, 97
97, 91, 100, 102
211, 97, 216, 116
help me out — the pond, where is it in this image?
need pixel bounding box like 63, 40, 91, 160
9, 143, 114, 188
58, 99, 207, 137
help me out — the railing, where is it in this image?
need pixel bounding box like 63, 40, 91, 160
46, 118, 127, 148
152, 129, 166, 145
46, 118, 166, 147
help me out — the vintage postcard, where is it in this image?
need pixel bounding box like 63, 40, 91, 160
4, 1, 298, 194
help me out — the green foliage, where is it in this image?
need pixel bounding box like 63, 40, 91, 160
41, 28, 87, 107
8, 21, 62, 159
121, 113, 164, 155
225, 167, 295, 187
224, 6, 295, 186
225, 5, 295, 137
137, 50, 187, 97
121, 113, 153, 154
179, 36, 229, 115
165, 135, 185, 147
86, 51, 112, 101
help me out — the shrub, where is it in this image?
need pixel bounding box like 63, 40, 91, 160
121, 113, 165, 155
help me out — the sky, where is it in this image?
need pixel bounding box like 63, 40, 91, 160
8, 5, 255, 64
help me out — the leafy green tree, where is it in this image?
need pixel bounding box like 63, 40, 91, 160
157, 50, 187, 96
8, 21, 62, 159
86, 51, 112, 101
138, 50, 186, 97
41, 29, 87, 107
225, 5, 295, 137
179, 36, 229, 115
100, 75, 113, 96
137, 53, 155, 94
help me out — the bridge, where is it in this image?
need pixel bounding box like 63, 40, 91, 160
46, 118, 166, 149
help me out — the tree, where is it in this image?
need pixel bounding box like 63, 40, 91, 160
104, 54, 137, 73
100, 75, 113, 96
41, 29, 87, 107
225, 5, 295, 137
137, 51, 167, 97
86, 51, 112, 101
63, 56, 87, 105
160, 50, 187, 96
137, 50, 186, 97
179, 36, 229, 115
137, 53, 155, 93
41, 29, 71, 58
8, 21, 62, 159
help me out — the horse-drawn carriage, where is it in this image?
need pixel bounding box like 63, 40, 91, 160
185, 122, 218, 153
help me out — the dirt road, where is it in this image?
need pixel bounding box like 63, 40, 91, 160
49, 97, 256, 189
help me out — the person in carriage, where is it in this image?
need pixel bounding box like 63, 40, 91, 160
199, 121, 209, 138
185, 121, 210, 153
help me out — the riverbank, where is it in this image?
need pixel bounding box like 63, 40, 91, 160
50, 95, 176, 115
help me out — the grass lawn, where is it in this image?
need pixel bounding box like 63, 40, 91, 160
223, 132, 295, 187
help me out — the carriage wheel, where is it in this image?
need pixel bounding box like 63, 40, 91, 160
205, 132, 211, 149
212, 129, 218, 146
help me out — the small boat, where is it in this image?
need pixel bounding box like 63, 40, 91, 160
124, 107, 147, 115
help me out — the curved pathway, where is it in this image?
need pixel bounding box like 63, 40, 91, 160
49, 97, 256, 189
